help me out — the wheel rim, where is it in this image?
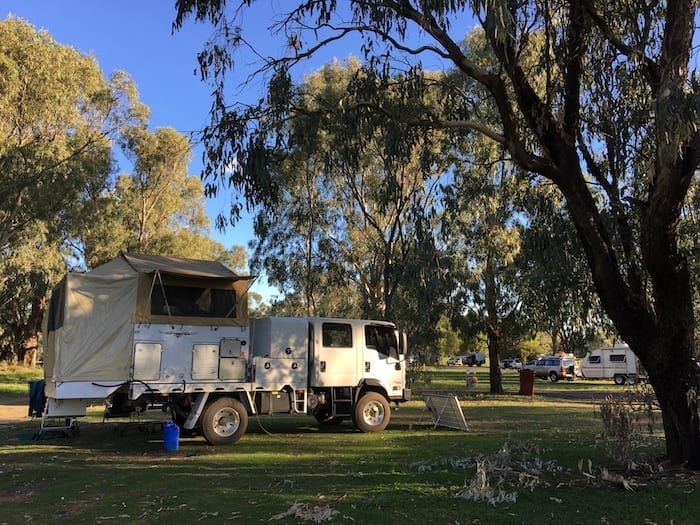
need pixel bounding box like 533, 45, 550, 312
361, 399, 386, 427
212, 407, 241, 438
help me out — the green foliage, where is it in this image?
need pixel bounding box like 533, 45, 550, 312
0, 17, 145, 252
0, 225, 64, 363
516, 186, 610, 354
519, 333, 552, 360
69, 124, 248, 271
248, 61, 451, 343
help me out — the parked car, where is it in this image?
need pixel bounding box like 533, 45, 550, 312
464, 352, 486, 366
529, 356, 578, 382
500, 358, 522, 369
447, 355, 467, 366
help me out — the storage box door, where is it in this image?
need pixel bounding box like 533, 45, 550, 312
133, 343, 162, 380
192, 344, 219, 380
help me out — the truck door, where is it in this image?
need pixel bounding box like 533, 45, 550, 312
311, 321, 361, 387
362, 324, 405, 398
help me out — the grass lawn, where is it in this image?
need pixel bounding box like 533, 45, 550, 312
1, 365, 697, 524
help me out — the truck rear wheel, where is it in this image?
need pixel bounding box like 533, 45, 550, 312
354, 392, 390, 433
614, 375, 626, 385
201, 397, 248, 445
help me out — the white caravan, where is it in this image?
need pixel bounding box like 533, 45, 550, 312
39, 253, 411, 445
580, 344, 646, 385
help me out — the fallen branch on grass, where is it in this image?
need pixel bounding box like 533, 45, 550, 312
269, 502, 340, 523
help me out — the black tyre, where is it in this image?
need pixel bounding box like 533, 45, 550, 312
354, 392, 390, 433
200, 397, 248, 445
549, 371, 559, 382
614, 375, 626, 386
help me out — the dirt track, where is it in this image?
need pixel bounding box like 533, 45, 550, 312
0, 398, 31, 424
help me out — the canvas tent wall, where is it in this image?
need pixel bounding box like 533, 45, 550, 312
44, 253, 254, 384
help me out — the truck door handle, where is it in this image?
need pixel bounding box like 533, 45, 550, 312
365, 362, 370, 372
320, 361, 326, 372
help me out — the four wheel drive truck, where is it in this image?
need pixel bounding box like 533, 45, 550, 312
38, 253, 411, 445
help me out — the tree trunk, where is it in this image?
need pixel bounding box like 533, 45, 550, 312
16, 295, 46, 368
484, 255, 503, 394
486, 333, 503, 394
22, 338, 38, 368
646, 357, 700, 469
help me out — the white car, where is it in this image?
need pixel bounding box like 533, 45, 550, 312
447, 355, 466, 365
500, 358, 522, 369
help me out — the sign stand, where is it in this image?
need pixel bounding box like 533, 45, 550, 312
422, 393, 469, 431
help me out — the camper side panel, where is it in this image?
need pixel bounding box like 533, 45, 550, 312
50, 273, 137, 382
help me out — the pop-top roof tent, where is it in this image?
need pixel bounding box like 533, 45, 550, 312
44, 253, 255, 383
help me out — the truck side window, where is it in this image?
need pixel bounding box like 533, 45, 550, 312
322, 323, 353, 348
365, 326, 399, 360
609, 354, 626, 362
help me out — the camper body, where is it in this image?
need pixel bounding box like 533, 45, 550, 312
41, 254, 410, 445
580, 344, 645, 385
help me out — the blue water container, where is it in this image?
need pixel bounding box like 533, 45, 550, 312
164, 421, 180, 451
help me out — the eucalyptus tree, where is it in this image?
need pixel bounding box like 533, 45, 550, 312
439, 29, 532, 393
0, 18, 145, 254
680, 176, 700, 357
117, 127, 210, 256
516, 186, 609, 355
444, 141, 527, 393
0, 225, 64, 364
0, 17, 144, 362
73, 126, 244, 269
174, 1, 700, 468
249, 60, 450, 346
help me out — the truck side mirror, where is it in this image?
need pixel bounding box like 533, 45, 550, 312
397, 331, 407, 355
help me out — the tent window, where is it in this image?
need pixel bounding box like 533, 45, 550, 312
47, 280, 66, 331
151, 285, 236, 318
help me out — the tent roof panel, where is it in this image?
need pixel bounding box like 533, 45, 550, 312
120, 253, 254, 281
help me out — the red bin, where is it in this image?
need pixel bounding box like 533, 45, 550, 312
519, 369, 535, 396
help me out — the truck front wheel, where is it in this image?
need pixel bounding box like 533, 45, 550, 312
201, 397, 248, 445
354, 392, 390, 433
